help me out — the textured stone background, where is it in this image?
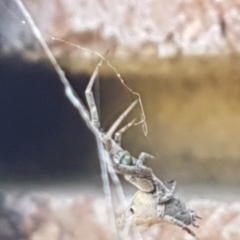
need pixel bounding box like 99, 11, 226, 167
0, 191, 240, 240
2, 0, 240, 56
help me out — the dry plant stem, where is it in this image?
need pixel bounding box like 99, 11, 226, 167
14, 0, 120, 239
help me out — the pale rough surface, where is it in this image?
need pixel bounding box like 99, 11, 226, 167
2, 0, 240, 57
2, 193, 240, 240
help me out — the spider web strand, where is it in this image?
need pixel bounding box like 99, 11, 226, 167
49, 36, 148, 136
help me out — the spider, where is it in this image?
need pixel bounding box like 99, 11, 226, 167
85, 60, 175, 203
84, 60, 200, 237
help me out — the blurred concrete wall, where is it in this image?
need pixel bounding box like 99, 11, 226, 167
1, 0, 240, 56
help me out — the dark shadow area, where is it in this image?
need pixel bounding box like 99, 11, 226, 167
0, 55, 102, 182
1, 55, 239, 185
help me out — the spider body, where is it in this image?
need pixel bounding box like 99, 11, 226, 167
111, 149, 176, 204
112, 150, 157, 193
119, 191, 200, 237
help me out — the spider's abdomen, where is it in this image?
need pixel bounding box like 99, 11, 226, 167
118, 191, 164, 227
124, 175, 155, 192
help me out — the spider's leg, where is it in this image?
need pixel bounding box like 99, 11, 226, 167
158, 181, 177, 204
158, 193, 175, 204
114, 118, 137, 145
85, 59, 103, 129
111, 162, 152, 176
161, 215, 196, 237
104, 100, 138, 150
137, 152, 155, 165
167, 180, 177, 193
